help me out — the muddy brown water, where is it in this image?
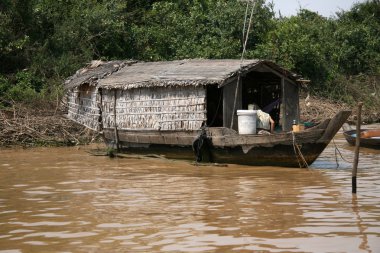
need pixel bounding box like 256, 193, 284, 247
0, 130, 379, 253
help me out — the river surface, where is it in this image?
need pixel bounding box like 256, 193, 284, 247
0, 130, 379, 253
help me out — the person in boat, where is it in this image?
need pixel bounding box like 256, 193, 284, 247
251, 104, 275, 133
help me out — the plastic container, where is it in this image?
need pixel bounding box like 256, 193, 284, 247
292, 124, 305, 132
237, 110, 257, 134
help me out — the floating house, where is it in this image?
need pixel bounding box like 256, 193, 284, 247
66, 59, 303, 132
65, 59, 350, 167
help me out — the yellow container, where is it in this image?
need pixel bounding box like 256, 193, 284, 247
292, 124, 305, 132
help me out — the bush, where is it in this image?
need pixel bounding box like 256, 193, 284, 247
0, 71, 45, 105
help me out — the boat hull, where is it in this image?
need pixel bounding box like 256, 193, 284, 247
210, 143, 327, 167
105, 142, 327, 168
343, 129, 380, 149
102, 110, 351, 167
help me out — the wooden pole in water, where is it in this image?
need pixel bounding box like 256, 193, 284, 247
352, 102, 363, 194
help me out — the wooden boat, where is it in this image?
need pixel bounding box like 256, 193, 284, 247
64, 59, 351, 167
343, 124, 380, 149
102, 110, 351, 167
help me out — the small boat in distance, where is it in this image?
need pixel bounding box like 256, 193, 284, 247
64, 59, 351, 167
343, 124, 380, 150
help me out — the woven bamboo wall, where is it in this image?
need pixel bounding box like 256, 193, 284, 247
102, 86, 206, 131
67, 84, 100, 131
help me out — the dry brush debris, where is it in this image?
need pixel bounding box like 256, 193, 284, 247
299, 94, 378, 124
0, 102, 99, 147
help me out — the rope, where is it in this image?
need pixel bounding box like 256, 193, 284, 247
230, 0, 256, 129
292, 131, 302, 168
332, 138, 353, 168
241, 1, 255, 62
241, 2, 249, 49
292, 131, 309, 168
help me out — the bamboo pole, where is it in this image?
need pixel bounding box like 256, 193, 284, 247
352, 102, 363, 194
114, 90, 120, 151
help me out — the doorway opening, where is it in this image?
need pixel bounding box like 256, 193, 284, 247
242, 71, 282, 126
206, 85, 223, 127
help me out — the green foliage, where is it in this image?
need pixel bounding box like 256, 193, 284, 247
253, 9, 337, 85
30, 0, 132, 78
0, 75, 11, 107
334, 0, 380, 75
133, 0, 275, 60
133, 0, 239, 60
251, 1, 380, 109
0, 0, 379, 114
1, 71, 41, 102
0, 1, 30, 73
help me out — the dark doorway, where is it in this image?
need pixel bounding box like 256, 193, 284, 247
206, 85, 223, 127
242, 71, 281, 125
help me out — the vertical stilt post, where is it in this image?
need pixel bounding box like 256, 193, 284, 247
114, 90, 120, 152
352, 102, 363, 194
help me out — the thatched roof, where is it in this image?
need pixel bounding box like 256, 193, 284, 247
65, 59, 302, 90
64, 60, 136, 89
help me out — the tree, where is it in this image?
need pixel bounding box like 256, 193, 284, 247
0, 0, 31, 74
132, 0, 275, 60
253, 9, 336, 86
334, 0, 380, 75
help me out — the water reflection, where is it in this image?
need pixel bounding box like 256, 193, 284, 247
0, 132, 379, 253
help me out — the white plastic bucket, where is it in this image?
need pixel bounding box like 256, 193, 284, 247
237, 110, 257, 134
